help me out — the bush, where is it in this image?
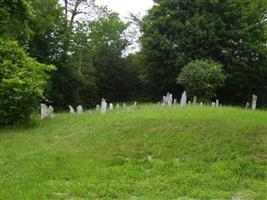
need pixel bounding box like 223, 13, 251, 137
0, 39, 55, 125
177, 59, 226, 101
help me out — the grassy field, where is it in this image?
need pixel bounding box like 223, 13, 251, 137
0, 105, 267, 199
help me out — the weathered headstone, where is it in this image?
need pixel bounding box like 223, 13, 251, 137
77, 105, 83, 115
101, 99, 107, 114
134, 101, 137, 107
188, 101, 191, 105
109, 103, 113, 110
245, 102, 250, 109
116, 103, 120, 109
180, 91, 187, 107
200, 102, 203, 107
48, 106, 54, 117
193, 96, 197, 105
216, 99, 219, 107
41, 103, 48, 119
167, 93, 173, 106
173, 99, 177, 105
69, 105, 75, 114
251, 95, 257, 110
41, 104, 54, 119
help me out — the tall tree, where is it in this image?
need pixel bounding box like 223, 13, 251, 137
88, 14, 130, 101
140, 0, 267, 104
0, 0, 32, 45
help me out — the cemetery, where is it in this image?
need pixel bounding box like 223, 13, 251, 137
1, 0, 267, 199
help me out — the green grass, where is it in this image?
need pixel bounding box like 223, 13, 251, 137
0, 105, 267, 199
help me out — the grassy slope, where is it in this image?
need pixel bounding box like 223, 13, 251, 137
0, 105, 266, 199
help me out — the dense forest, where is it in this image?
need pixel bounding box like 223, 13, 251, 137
0, 0, 266, 124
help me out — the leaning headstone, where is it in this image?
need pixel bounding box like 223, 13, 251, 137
109, 103, 114, 110
216, 99, 219, 107
251, 95, 257, 110
41, 103, 48, 120
245, 102, 250, 109
77, 105, 83, 115
101, 99, 107, 114
180, 91, 187, 107
69, 105, 75, 114
193, 96, 197, 105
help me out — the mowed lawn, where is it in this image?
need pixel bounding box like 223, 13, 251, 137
0, 105, 266, 199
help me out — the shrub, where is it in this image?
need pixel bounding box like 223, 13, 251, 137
177, 59, 226, 101
0, 39, 55, 125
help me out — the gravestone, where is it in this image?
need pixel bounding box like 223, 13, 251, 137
134, 101, 137, 107
109, 103, 113, 110
216, 99, 219, 107
173, 99, 177, 105
211, 102, 216, 107
188, 101, 191, 105
200, 102, 203, 107
193, 96, 197, 105
48, 106, 54, 117
41, 104, 48, 120
180, 91, 187, 107
116, 103, 120, 109
69, 105, 75, 114
163, 95, 167, 105
77, 105, 83, 115
245, 102, 250, 109
101, 99, 107, 114
251, 95, 257, 110
41, 104, 54, 119
167, 93, 173, 106
123, 103, 126, 108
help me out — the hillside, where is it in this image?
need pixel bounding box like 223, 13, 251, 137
0, 105, 267, 199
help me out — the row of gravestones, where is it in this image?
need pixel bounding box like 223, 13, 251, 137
161, 91, 193, 107
41, 99, 137, 119
41, 93, 258, 119
161, 91, 258, 110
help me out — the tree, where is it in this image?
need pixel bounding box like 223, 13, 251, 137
0, 39, 55, 125
140, 0, 267, 104
87, 14, 131, 101
0, 0, 33, 45
177, 59, 226, 101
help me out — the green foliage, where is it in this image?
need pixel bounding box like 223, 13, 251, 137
0, 0, 33, 45
28, 0, 67, 65
177, 59, 226, 101
0, 105, 267, 198
0, 39, 55, 125
141, 0, 267, 103
67, 13, 142, 104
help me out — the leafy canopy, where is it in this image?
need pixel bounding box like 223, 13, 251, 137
177, 59, 226, 101
0, 39, 55, 125
141, 0, 267, 103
